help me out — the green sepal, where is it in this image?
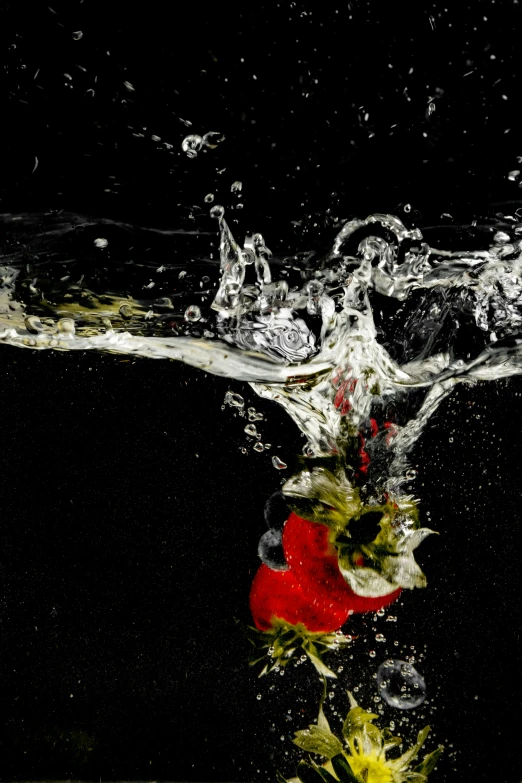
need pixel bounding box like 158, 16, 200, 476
293, 726, 344, 759
296, 761, 335, 783
413, 745, 444, 776
342, 706, 379, 741
331, 753, 362, 783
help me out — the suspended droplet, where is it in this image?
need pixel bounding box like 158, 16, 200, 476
272, 456, 288, 470
376, 659, 426, 709
182, 134, 203, 158
94, 237, 108, 248
224, 391, 244, 408
184, 305, 201, 322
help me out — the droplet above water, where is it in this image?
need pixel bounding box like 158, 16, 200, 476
376, 659, 427, 709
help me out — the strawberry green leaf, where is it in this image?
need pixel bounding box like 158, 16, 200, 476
293, 726, 344, 759
331, 753, 362, 783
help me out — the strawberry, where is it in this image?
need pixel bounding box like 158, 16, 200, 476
281, 512, 401, 614
249, 563, 350, 633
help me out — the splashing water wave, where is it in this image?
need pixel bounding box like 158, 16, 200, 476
2, 209, 521, 594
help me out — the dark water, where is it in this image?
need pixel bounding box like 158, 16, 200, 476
1, 2, 522, 782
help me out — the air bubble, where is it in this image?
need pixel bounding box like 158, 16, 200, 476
376, 659, 426, 709
253, 442, 264, 452
94, 237, 108, 248
210, 205, 225, 220
72, 30, 83, 40
404, 204, 412, 213
182, 134, 203, 158
508, 170, 520, 181
204, 193, 215, 203
244, 424, 258, 437
272, 456, 287, 470
231, 181, 243, 193
184, 305, 202, 323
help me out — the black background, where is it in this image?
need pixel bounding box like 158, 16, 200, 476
0, 1, 521, 781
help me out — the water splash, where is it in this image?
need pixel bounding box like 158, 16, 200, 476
2, 208, 521, 594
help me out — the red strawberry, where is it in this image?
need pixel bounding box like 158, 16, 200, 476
249, 563, 350, 633
282, 512, 401, 614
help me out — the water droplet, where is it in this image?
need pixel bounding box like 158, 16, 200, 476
210, 204, 224, 220
94, 237, 108, 248
231, 180, 243, 193
272, 456, 287, 470
244, 424, 258, 437
57, 318, 75, 335
369, 650, 376, 658
493, 231, 510, 245
376, 659, 426, 709
24, 316, 44, 333
427, 102, 436, 115
72, 30, 83, 40
182, 134, 203, 158
253, 442, 264, 452
258, 528, 288, 571
508, 170, 520, 181
202, 131, 225, 149
224, 391, 244, 408
375, 634, 386, 642
123, 81, 135, 92
204, 193, 214, 203
404, 203, 412, 213
184, 305, 201, 323
256, 694, 262, 700
405, 468, 417, 479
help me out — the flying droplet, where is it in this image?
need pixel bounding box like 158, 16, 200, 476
376, 659, 426, 709
224, 391, 244, 408
184, 305, 201, 322
272, 456, 287, 470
